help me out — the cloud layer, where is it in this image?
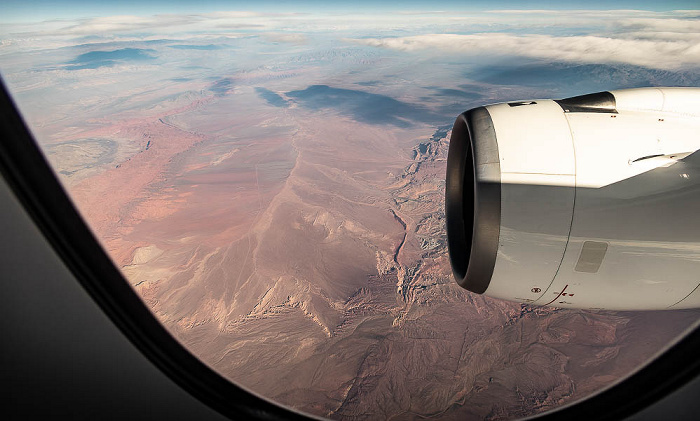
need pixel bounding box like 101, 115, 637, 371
349, 32, 700, 70
2, 9, 699, 71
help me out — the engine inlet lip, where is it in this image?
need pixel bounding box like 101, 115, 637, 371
445, 107, 501, 294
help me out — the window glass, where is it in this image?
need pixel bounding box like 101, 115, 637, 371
2, 2, 699, 419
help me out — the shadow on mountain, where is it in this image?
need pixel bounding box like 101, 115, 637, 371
210, 78, 234, 97
66, 48, 156, 70
255, 87, 288, 107
415, 87, 485, 119
286, 85, 439, 127
472, 62, 700, 98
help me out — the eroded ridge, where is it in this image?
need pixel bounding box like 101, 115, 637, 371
53, 87, 700, 420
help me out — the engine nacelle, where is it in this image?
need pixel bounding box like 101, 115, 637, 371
446, 88, 700, 310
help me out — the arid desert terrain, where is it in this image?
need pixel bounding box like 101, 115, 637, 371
3, 8, 700, 419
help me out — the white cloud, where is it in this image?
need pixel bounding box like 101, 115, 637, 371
203, 11, 262, 19
59, 14, 204, 35
261, 33, 307, 44
616, 17, 700, 33
348, 32, 700, 70
0, 11, 280, 39
396, 11, 452, 15
485, 9, 657, 15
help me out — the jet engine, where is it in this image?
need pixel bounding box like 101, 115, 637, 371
446, 87, 700, 310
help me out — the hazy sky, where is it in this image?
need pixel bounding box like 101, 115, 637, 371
2, 0, 699, 22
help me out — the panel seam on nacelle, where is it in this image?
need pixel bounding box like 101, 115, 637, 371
668, 282, 700, 309
533, 108, 578, 306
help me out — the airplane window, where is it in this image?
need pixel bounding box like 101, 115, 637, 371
2, 2, 699, 419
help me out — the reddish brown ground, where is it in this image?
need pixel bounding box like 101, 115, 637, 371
58, 88, 700, 420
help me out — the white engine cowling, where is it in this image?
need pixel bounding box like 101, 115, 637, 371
445, 87, 700, 310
